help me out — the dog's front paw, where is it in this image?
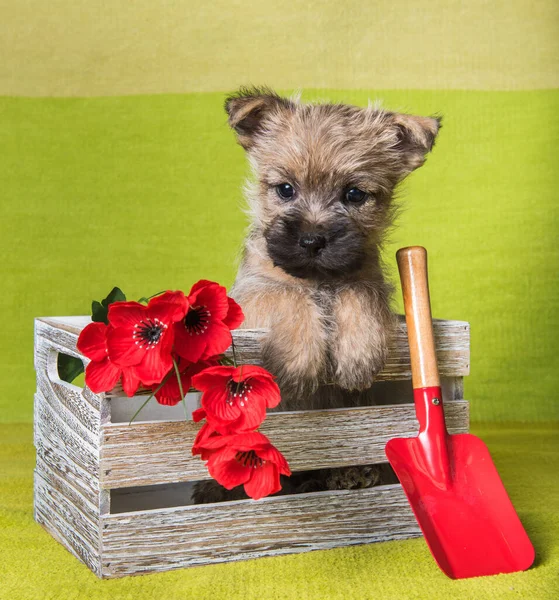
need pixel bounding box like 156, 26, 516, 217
330, 287, 394, 391
333, 339, 389, 391
261, 324, 327, 403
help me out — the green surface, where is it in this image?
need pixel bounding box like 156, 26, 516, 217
1, 423, 557, 599
1, 90, 558, 423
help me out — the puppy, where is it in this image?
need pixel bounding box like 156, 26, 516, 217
193, 87, 439, 503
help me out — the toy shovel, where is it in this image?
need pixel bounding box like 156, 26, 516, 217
385, 246, 535, 579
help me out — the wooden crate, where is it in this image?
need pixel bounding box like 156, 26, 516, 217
33, 315, 470, 578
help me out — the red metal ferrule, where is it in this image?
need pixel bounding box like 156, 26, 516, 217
413, 386, 447, 437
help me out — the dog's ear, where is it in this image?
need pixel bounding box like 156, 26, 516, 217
390, 112, 442, 178
225, 86, 295, 150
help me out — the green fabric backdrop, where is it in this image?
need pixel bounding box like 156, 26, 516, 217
1, 90, 558, 423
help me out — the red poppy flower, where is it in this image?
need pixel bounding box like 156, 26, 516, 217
106, 291, 188, 385
154, 358, 218, 406
191, 365, 281, 434
173, 280, 244, 363
77, 322, 141, 396
191, 422, 224, 461
200, 431, 291, 500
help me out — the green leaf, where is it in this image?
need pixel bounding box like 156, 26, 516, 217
91, 287, 126, 324
57, 353, 84, 384
103, 286, 126, 306
91, 300, 107, 324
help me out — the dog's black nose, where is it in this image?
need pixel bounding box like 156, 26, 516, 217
299, 233, 326, 254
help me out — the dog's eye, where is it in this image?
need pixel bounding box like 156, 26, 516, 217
345, 188, 367, 204
276, 183, 295, 200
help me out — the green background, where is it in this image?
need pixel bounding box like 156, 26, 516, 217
0, 1, 558, 599
1, 89, 558, 423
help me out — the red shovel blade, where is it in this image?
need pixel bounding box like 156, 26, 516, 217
386, 398, 535, 579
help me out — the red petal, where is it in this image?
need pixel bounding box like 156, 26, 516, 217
202, 387, 241, 431
191, 365, 235, 391
192, 407, 206, 422
188, 282, 229, 321
244, 462, 282, 500
192, 423, 225, 459
84, 358, 121, 393
231, 365, 275, 383
195, 431, 235, 450
186, 359, 219, 382
148, 291, 188, 323
199, 322, 232, 360
223, 297, 244, 330
155, 382, 182, 405
207, 451, 252, 490
188, 279, 218, 296
77, 322, 109, 362
134, 347, 174, 386
173, 321, 207, 362
249, 377, 282, 409
121, 366, 141, 397
107, 302, 147, 328
106, 327, 145, 366
155, 361, 193, 405
258, 444, 291, 476
236, 394, 267, 432
228, 431, 271, 451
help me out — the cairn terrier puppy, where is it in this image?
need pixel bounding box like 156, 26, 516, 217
193, 87, 440, 503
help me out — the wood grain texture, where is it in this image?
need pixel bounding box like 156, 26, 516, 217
35, 371, 98, 447
100, 400, 469, 489
100, 483, 421, 578
35, 457, 100, 528
36, 315, 470, 397
397, 246, 440, 388
34, 431, 99, 507
35, 472, 101, 576
35, 392, 98, 478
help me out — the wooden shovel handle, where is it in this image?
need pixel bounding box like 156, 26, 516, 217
396, 246, 440, 389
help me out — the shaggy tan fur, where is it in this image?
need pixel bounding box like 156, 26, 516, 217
228, 86, 439, 407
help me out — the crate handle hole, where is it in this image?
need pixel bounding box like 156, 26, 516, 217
47, 348, 86, 391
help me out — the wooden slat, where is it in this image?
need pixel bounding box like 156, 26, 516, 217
36, 315, 470, 397
35, 457, 100, 528
34, 384, 98, 448
35, 472, 100, 576
34, 434, 99, 507
101, 483, 420, 578
35, 392, 99, 481
100, 400, 469, 489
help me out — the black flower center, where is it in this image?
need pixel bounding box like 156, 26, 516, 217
226, 378, 253, 407
183, 305, 211, 335
133, 318, 166, 349
235, 450, 264, 469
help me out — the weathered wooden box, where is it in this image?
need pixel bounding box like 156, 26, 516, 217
33, 315, 470, 578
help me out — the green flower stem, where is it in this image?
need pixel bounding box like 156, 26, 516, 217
231, 337, 238, 368
137, 290, 166, 304
172, 356, 188, 421
128, 370, 173, 425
